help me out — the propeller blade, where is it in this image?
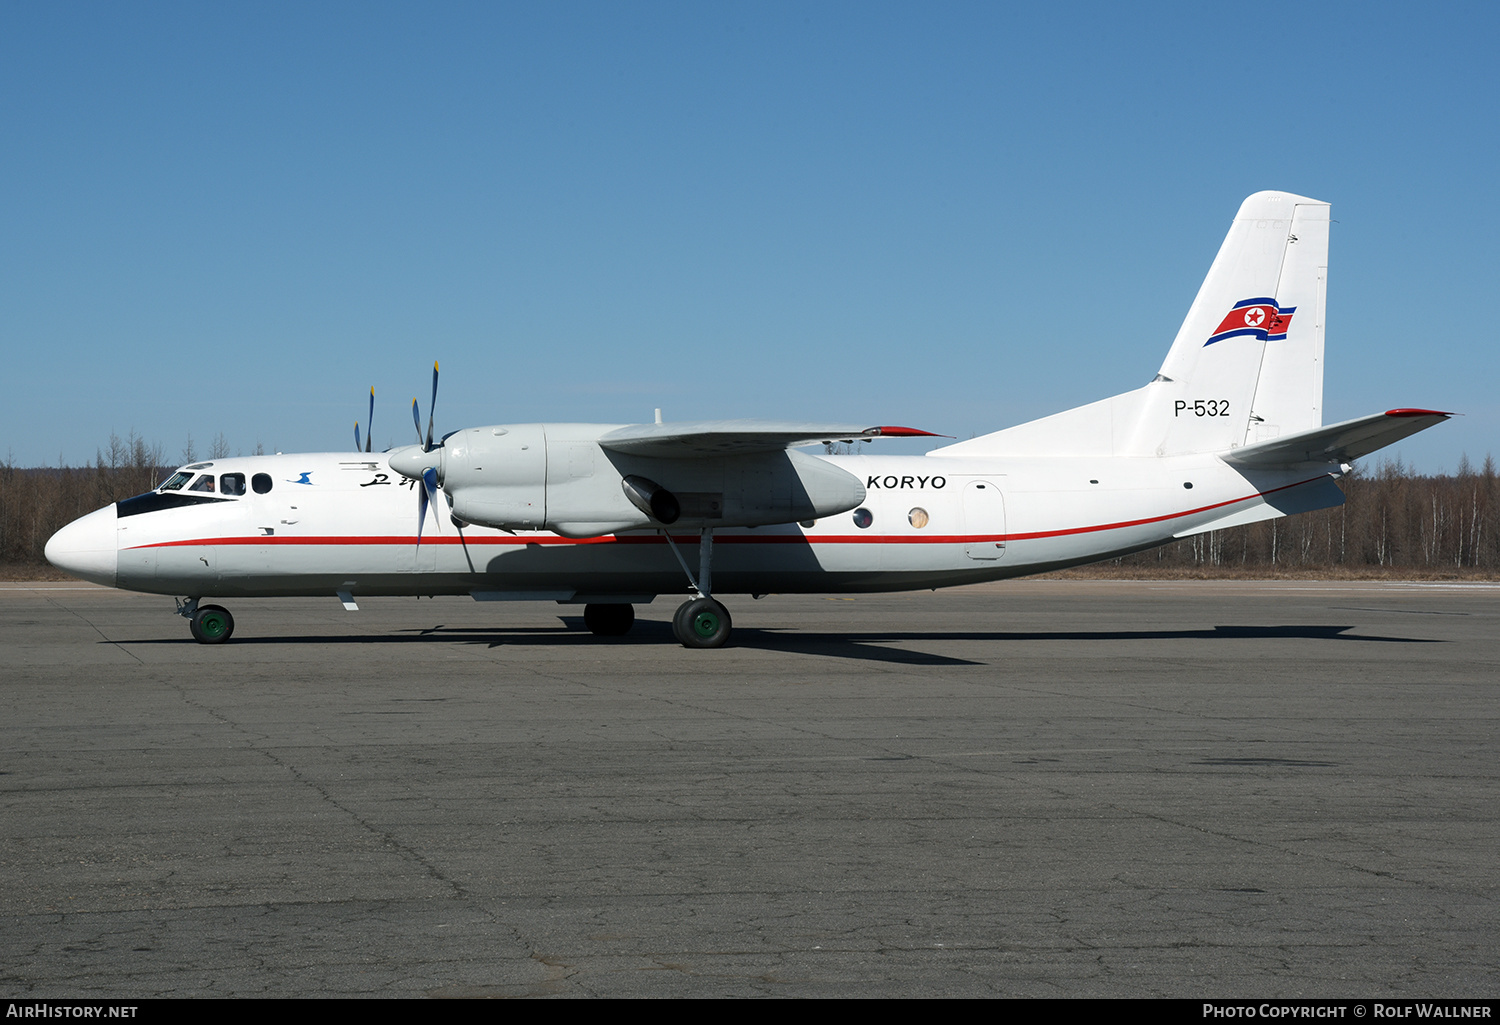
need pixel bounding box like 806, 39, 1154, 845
411, 397, 423, 447
416, 473, 429, 549
424, 361, 439, 452
365, 387, 375, 453
415, 465, 441, 550
354, 421, 361, 453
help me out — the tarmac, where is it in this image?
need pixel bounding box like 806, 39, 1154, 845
1, 579, 1496, 998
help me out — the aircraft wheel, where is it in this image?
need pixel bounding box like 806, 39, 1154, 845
190, 604, 235, 644
673, 597, 731, 649
584, 603, 634, 637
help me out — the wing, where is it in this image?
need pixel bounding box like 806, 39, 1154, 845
1221, 409, 1452, 469
597, 420, 944, 457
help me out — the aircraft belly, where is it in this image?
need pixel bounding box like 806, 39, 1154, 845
154, 531, 995, 598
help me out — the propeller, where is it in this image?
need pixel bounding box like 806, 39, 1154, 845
354, 386, 374, 453
399, 362, 444, 548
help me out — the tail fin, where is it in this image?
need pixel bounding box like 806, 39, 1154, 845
1141, 190, 1329, 455
933, 191, 1330, 459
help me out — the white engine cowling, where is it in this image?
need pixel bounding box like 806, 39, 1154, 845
435, 424, 867, 538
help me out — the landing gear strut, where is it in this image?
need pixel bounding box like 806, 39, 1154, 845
584, 603, 635, 636
177, 598, 235, 644
662, 527, 732, 649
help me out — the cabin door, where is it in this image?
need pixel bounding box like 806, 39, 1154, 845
961, 480, 1006, 561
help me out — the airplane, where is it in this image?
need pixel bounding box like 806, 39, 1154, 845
44, 191, 1450, 648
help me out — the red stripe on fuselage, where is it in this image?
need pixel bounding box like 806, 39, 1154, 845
124, 475, 1330, 551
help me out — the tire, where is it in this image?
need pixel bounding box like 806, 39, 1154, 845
672, 597, 731, 649
583, 603, 634, 637
190, 604, 234, 644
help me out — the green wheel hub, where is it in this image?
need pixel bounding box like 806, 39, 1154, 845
190, 604, 235, 644
673, 597, 731, 648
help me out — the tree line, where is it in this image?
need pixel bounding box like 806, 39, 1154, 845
1084, 455, 1499, 576
2, 432, 169, 572
2, 436, 1496, 576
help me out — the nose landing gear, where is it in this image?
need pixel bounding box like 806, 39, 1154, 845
177, 597, 235, 644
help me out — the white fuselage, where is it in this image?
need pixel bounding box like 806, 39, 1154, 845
47, 448, 1338, 602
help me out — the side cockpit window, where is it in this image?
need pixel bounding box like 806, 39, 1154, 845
159, 471, 194, 492
252, 473, 273, 494
188, 474, 216, 493
220, 473, 246, 496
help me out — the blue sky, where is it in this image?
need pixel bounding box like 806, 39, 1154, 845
3, 1, 1495, 471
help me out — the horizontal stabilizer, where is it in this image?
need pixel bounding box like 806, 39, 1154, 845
1221, 409, 1452, 469
599, 420, 944, 457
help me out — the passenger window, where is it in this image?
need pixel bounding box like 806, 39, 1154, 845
220, 473, 246, 496
159, 471, 193, 492
188, 474, 216, 493
252, 473, 273, 494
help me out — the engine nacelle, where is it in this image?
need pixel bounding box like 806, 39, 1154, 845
440, 424, 550, 530
432, 424, 867, 538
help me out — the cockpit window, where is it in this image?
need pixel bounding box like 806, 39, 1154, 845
160, 471, 194, 491
188, 474, 216, 493
252, 473, 273, 494
220, 473, 246, 496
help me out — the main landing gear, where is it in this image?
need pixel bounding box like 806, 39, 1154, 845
583, 602, 635, 636
177, 597, 235, 644
662, 527, 733, 649
672, 596, 732, 648
581, 596, 731, 647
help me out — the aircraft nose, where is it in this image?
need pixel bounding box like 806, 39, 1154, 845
44, 504, 118, 587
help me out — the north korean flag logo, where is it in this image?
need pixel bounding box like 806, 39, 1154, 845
1204, 298, 1296, 346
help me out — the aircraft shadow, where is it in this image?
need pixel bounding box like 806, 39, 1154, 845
112, 620, 1435, 667
714, 623, 1435, 664
849, 625, 1438, 643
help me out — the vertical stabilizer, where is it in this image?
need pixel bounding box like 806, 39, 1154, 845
1131, 191, 1329, 456
930, 191, 1331, 461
